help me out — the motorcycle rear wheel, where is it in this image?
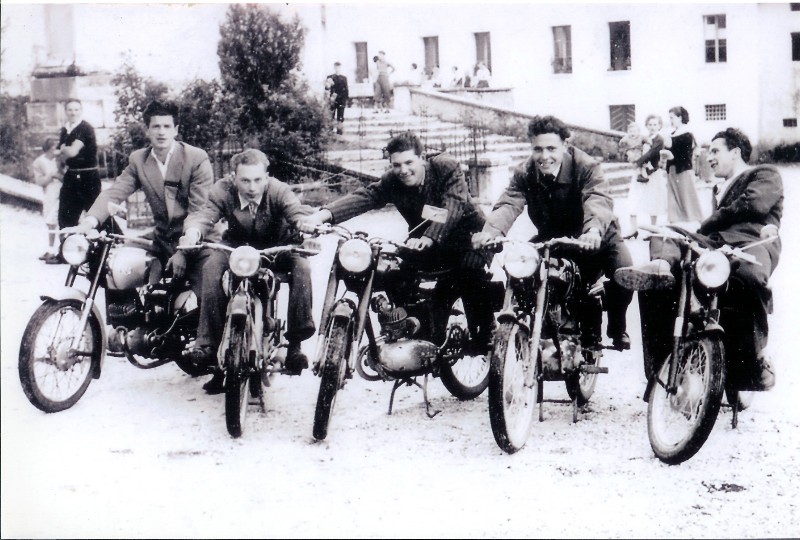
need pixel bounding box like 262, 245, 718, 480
647, 336, 725, 465
488, 322, 539, 454
313, 319, 350, 441
19, 299, 101, 413
225, 320, 250, 438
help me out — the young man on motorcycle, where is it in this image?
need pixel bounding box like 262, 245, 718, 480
62, 99, 216, 358
471, 115, 634, 351
299, 131, 496, 356
180, 149, 316, 393
615, 127, 782, 389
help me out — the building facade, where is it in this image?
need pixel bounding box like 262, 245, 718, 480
296, 3, 800, 146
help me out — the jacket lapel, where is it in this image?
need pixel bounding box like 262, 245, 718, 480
141, 150, 169, 219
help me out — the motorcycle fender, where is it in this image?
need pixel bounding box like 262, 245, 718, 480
496, 310, 530, 334
230, 290, 249, 319
331, 299, 356, 321
41, 287, 107, 380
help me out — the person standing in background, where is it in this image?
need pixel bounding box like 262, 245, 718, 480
375, 50, 395, 113
57, 99, 101, 229
665, 106, 704, 223
625, 116, 668, 231
326, 62, 349, 135
32, 138, 63, 263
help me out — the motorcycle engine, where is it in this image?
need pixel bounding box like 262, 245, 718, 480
540, 336, 583, 379
105, 247, 152, 290
377, 339, 439, 377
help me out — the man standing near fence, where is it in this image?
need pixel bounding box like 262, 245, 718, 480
326, 62, 349, 135
57, 99, 101, 231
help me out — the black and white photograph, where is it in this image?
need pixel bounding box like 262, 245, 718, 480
1, 2, 799, 538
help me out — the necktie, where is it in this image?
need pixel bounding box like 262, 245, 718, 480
248, 202, 257, 217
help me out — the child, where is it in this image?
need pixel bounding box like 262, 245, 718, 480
32, 138, 62, 263
624, 117, 669, 231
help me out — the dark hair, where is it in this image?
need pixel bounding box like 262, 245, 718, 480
373, 55, 379, 62
528, 115, 571, 140
231, 148, 270, 172
42, 137, 58, 152
411, 63, 418, 69
143, 100, 179, 127
379, 50, 386, 55
385, 131, 423, 157
64, 98, 82, 108
712, 128, 753, 163
644, 114, 663, 127
334, 61, 341, 67
669, 106, 690, 124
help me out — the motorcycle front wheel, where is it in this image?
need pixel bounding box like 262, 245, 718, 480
488, 322, 539, 454
225, 319, 250, 438
312, 319, 350, 441
19, 299, 101, 413
647, 336, 725, 465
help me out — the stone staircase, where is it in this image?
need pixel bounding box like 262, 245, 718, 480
325, 107, 637, 201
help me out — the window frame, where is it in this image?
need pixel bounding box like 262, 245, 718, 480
552, 25, 573, 74
608, 21, 631, 71
704, 14, 727, 63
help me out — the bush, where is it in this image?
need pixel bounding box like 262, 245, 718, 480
0, 95, 31, 180
755, 142, 800, 164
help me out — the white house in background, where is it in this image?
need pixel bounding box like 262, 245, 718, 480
295, 3, 800, 146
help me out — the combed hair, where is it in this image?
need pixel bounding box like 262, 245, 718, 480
528, 115, 571, 140
385, 131, 423, 156
645, 114, 663, 127
142, 100, 179, 127
669, 106, 690, 124
712, 128, 753, 163
42, 138, 58, 152
231, 148, 270, 171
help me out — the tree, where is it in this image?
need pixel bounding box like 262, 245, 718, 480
216, 4, 329, 180
175, 78, 226, 154
109, 54, 169, 174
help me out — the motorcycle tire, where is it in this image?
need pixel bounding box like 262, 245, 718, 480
19, 299, 101, 413
440, 354, 490, 400
647, 336, 725, 465
312, 319, 350, 441
564, 350, 601, 407
488, 322, 539, 454
225, 320, 250, 438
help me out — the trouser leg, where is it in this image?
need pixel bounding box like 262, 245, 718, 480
194, 248, 229, 349
603, 240, 634, 337
274, 251, 315, 342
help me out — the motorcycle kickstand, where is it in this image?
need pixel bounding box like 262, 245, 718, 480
387, 376, 441, 418
731, 401, 739, 429
538, 380, 545, 422
572, 397, 579, 423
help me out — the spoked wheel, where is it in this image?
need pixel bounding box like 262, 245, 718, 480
647, 337, 725, 465
439, 298, 490, 400
488, 322, 539, 454
225, 320, 250, 438
565, 349, 601, 407
19, 300, 101, 413
312, 319, 350, 441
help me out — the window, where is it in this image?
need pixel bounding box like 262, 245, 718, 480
791, 4, 800, 11
354, 42, 369, 83
704, 14, 727, 63
423, 36, 440, 76
793, 33, 800, 61
552, 26, 572, 74
705, 104, 727, 121
609, 104, 635, 132
609, 21, 631, 71
784, 118, 798, 127
475, 32, 492, 72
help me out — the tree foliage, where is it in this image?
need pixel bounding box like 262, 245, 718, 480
216, 4, 329, 180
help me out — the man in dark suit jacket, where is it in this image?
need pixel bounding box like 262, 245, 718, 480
472, 115, 634, 350
181, 149, 315, 391
615, 128, 783, 389
300, 131, 496, 356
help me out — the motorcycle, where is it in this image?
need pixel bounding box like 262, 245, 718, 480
636, 225, 777, 465
178, 240, 321, 438
482, 236, 609, 454
18, 214, 203, 414
309, 218, 492, 442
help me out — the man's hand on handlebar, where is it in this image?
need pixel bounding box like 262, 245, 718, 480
471, 231, 498, 250
405, 236, 433, 251
760, 224, 779, 240
179, 228, 202, 247
298, 209, 332, 234
61, 216, 99, 236
577, 228, 602, 251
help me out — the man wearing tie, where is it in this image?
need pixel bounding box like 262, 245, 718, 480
615, 128, 782, 388
472, 115, 634, 351
180, 149, 315, 392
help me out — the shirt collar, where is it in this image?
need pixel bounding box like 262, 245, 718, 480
238, 192, 264, 210
150, 141, 176, 167
65, 120, 80, 132
536, 164, 562, 182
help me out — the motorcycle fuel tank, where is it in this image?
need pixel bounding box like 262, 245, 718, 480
105, 247, 152, 290
377, 339, 438, 377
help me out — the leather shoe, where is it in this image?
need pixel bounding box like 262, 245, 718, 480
284, 343, 308, 376
44, 253, 66, 265
183, 345, 215, 365
609, 332, 631, 351
202, 370, 226, 394
614, 259, 675, 291
753, 352, 775, 391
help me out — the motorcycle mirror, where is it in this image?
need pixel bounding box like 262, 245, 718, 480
108, 201, 128, 217
421, 204, 448, 224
